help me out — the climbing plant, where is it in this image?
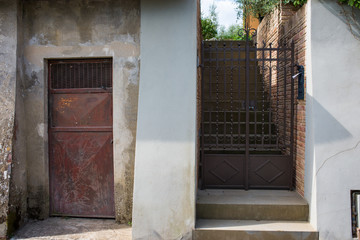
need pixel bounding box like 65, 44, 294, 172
283, 0, 307, 7
235, 0, 307, 21
339, 0, 360, 9
236, 0, 360, 22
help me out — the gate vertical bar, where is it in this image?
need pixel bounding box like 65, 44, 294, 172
215, 43, 219, 149
254, 42, 258, 149
283, 46, 287, 149
276, 45, 280, 148
201, 41, 205, 189
238, 42, 241, 151
209, 44, 212, 152
261, 43, 265, 148
245, 33, 250, 190
223, 43, 227, 149
268, 44, 272, 147
289, 41, 295, 189
230, 43, 234, 149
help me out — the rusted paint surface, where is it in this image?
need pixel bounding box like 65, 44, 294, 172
49, 60, 114, 217
49, 132, 114, 217
51, 92, 112, 127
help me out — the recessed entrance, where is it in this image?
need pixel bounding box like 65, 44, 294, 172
48, 59, 115, 217
200, 37, 295, 190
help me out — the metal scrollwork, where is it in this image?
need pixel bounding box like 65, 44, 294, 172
238, 27, 257, 40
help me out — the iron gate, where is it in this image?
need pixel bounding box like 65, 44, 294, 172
200, 31, 295, 190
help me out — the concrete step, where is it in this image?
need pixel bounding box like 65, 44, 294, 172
193, 219, 318, 240
196, 190, 309, 221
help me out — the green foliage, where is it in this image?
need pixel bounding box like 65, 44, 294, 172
283, 0, 307, 7
236, 0, 307, 20
236, 0, 280, 20
201, 3, 246, 40
339, 0, 360, 9
217, 24, 247, 40
201, 3, 219, 40
201, 18, 218, 39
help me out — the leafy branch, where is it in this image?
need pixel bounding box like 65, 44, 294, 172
339, 0, 360, 9
235, 0, 307, 21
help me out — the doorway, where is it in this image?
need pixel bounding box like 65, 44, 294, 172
48, 59, 115, 217
200, 38, 295, 190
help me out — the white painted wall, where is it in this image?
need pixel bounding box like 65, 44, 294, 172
305, 0, 360, 239
132, 0, 197, 239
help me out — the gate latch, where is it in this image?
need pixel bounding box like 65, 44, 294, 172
292, 65, 305, 100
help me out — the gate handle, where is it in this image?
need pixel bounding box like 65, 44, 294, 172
110, 139, 113, 144
292, 73, 301, 79
294, 65, 305, 100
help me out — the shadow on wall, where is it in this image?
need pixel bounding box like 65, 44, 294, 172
311, 96, 352, 144
304, 92, 352, 204
319, 0, 360, 39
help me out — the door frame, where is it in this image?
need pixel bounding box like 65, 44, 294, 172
200, 36, 296, 190
47, 58, 115, 218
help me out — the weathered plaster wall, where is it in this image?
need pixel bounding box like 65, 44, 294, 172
132, 0, 197, 239
306, 0, 360, 239
21, 0, 140, 222
8, 0, 28, 235
0, 0, 17, 237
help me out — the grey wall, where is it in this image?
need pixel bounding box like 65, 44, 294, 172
20, 0, 140, 222
8, 0, 28, 235
0, 0, 18, 237
132, 0, 197, 239
305, 0, 360, 239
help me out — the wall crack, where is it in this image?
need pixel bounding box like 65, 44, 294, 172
316, 140, 360, 175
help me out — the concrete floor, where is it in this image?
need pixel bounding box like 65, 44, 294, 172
11, 218, 132, 240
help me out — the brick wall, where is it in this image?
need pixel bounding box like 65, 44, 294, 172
257, 4, 307, 196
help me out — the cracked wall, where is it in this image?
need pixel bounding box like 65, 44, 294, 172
0, 0, 18, 238
306, 0, 360, 239
21, 0, 140, 223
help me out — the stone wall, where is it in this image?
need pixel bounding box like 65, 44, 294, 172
8, 0, 28, 235
257, 4, 307, 195
0, 0, 18, 238
1, 1, 141, 230
21, 0, 140, 223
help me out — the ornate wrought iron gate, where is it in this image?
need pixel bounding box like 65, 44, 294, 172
200, 32, 295, 190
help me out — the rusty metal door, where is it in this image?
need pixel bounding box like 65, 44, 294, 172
49, 59, 115, 217
200, 30, 295, 190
